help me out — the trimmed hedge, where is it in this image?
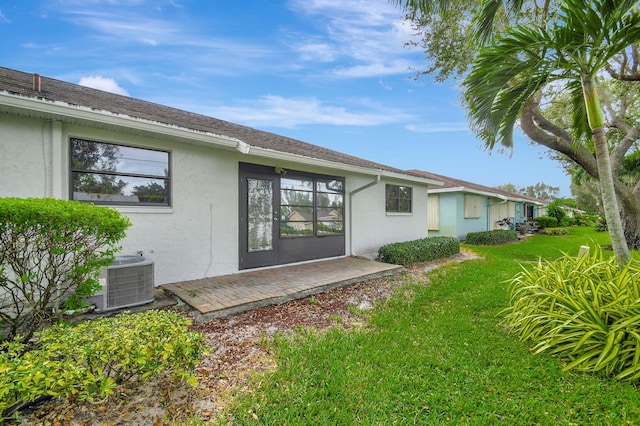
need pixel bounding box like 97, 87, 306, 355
0, 197, 131, 342
465, 230, 518, 245
544, 227, 570, 236
535, 215, 558, 229
378, 236, 459, 266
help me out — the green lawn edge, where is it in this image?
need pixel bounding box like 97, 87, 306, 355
218, 227, 640, 425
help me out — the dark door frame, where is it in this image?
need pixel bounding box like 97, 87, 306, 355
239, 162, 345, 270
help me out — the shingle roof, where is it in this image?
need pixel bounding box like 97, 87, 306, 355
0, 66, 408, 175
408, 169, 547, 204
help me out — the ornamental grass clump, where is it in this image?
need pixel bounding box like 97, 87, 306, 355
501, 246, 640, 381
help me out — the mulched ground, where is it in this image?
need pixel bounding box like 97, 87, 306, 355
14, 251, 478, 425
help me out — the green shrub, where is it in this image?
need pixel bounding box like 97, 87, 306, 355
0, 310, 206, 421
465, 230, 518, 245
501, 246, 640, 381
595, 216, 608, 232
534, 215, 558, 229
573, 213, 598, 227
378, 236, 459, 266
546, 200, 568, 226
544, 227, 570, 235
0, 197, 131, 342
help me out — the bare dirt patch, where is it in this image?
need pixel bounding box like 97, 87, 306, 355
14, 251, 478, 425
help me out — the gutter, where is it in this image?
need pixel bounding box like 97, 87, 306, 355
348, 175, 381, 256
0, 91, 248, 150
0, 91, 443, 187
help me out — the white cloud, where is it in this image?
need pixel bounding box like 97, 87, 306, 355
207, 95, 414, 128
405, 122, 470, 133
286, 0, 422, 78
78, 76, 129, 96
332, 61, 412, 78
0, 9, 10, 24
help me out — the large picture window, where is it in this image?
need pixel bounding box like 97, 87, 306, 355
280, 175, 344, 237
70, 138, 170, 206
386, 184, 412, 213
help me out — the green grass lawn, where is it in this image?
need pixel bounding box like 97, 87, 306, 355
218, 228, 640, 425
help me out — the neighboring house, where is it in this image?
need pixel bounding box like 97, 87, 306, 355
408, 170, 548, 241
0, 67, 443, 285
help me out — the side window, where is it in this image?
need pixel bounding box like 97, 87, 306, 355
386, 184, 412, 213
70, 138, 170, 206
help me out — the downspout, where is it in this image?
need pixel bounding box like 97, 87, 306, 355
349, 175, 381, 256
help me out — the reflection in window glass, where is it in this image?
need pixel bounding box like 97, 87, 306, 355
281, 176, 314, 238
281, 177, 313, 191
70, 138, 170, 206
279, 175, 345, 238
247, 178, 274, 252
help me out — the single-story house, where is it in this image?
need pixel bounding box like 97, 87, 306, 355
408, 170, 548, 240
0, 66, 443, 286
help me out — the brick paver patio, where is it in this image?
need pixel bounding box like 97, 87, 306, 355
161, 257, 403, 322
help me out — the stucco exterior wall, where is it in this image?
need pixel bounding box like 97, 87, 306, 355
1, 113, 431, 285
1, 114, 52, 197
349, 176, 429, 258
428, 192, 492, 241
427, 193, 458, 238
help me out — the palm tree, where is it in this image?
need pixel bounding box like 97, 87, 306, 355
464, 0, 640, 265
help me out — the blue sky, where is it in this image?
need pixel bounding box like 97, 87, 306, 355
0, 0, 571, 196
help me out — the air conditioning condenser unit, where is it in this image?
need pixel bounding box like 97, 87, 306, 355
87, 256, 155, 312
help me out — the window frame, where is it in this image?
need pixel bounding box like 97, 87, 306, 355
69, 138, 171, 207
385, 184, 413, 213
279, 172, 345, 238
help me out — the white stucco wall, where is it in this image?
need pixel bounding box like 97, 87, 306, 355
0, 114, 52, 197
349, 176, 429, 259
1, 112, 431, 285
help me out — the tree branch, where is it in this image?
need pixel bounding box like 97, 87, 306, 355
520, 98, 599, 179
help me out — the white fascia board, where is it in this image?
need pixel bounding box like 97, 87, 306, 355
428, 186, 508, 200
0, 92, 243, 149
1, 92, 445, 186
428, 183, 547, 204
246, 145, 444, 186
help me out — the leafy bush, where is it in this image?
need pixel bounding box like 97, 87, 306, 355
501, 247, 640, 381
544, 227, 569, 236
0, 198, 131, 342
534, 215, 558, 229
545, 199, 568, 226
465, 230, 518, 245
0, 310, 206, 421
573, 213, 598, 227
595, 216, 608, 232
378, 236, 459, 266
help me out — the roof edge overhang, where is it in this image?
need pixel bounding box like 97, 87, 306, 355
0, 91, 444, 187
246, 145, 444, 186
0, 91, 242, 149
429, 186, 508, 200
429, 185, 546, 204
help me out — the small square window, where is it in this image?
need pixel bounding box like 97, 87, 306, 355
386, 184, 412, 213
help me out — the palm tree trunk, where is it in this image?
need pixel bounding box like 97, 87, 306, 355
592, 125, 631, 264
583, 77, 631, 265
